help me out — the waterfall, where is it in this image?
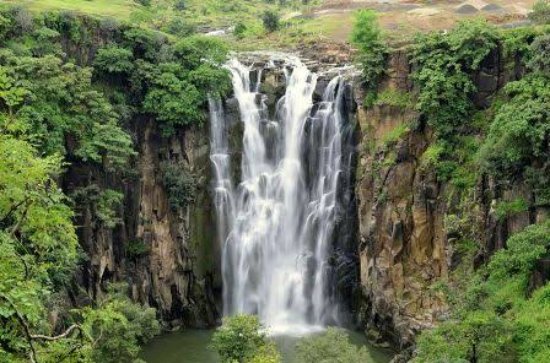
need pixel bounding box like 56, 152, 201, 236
209, 56, 353, 334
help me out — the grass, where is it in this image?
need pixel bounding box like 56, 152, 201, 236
2, 0, 137, 19
375, 89, 413, 108
381, 122, 409, 147
1, 0, 321, 49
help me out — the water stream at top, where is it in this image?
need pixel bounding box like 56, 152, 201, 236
209, 56, 352, 334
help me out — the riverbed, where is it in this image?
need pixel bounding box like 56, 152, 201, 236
141, 329, 393, 363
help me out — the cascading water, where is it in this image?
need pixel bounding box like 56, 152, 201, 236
209, 56, 354, 334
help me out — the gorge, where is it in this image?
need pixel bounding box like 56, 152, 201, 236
0, 2, 549, 362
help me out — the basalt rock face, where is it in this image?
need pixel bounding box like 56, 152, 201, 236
64, 119, 221, 328
354, 47, 546, 351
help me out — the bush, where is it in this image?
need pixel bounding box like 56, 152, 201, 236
494, 198, 528, 221
234, 22, 247, 39
127, 239, 150, 259
296, 328, 371, 363
478, 74, 549, 178
411, 19, 499, 138
350, 10, 387, 91
262, 10, 280, 33
174, 0, 186, 11
161, 162, 196, 210
210, 315, 280, 363
135, 0, 151, 7
526, 33, 550, 74
529, 0, 550, 24
94, 45, 134, 75
166, 17, 195, 36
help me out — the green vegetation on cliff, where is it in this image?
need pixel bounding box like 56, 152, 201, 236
352, 9, 550, 360
409, 20, 549, 363
0, 5, 229, 362
350, 10, 387, 93
415, 222, 550, 362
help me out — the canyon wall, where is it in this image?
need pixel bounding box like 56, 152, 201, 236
354, 47, 548, 352
64, 119, 221, 328
57, 30, 545, 344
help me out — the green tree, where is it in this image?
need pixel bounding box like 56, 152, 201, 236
350, 10, 387, 91
211, 315, 281, 363
296, 328, 371, 363
161, 162, 196, 211
81, 285, 161, 363
411, 19, 498, 138
415, 222, 550, 363
262, 10, 280, 33
94, 45, 134, 75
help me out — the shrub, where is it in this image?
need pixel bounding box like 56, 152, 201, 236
94, 45, 134, 75
529, 0, 550, 24
166, 17, 195, 36
234, 22, 247, 39
381, 122, 409, 147
210, 315, 280, 363
262, 10, 280, 33
350, 10, 387, 91
526, 33, 550, 74
135, 0, 151, 7
478, 74, 549, 178
126, 239, 150, 259
411, 19, 498, 138
174, 0, 186, 11
296, 328, 371, 363
375, 89, 412, 108
161, 162, 196, 210
32, 26, 61, 56
0, 13, 11, 38
494, 198, 528, 221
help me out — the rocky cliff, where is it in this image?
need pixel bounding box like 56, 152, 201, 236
64, 119, 221, 328
354, 46, 548, 352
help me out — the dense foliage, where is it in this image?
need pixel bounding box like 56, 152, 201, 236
350, 10, 387, 93
161, 162, 197, 211
407, 21, 549, 199
262, 10, 280, 33
414, 222, 550, 362
296, 328, 372, 363
404, 21, 550, 363
210, 315, 281, 363
411, 19, 499, 138
478, 34, 550, 205
0, 6, 230, 362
